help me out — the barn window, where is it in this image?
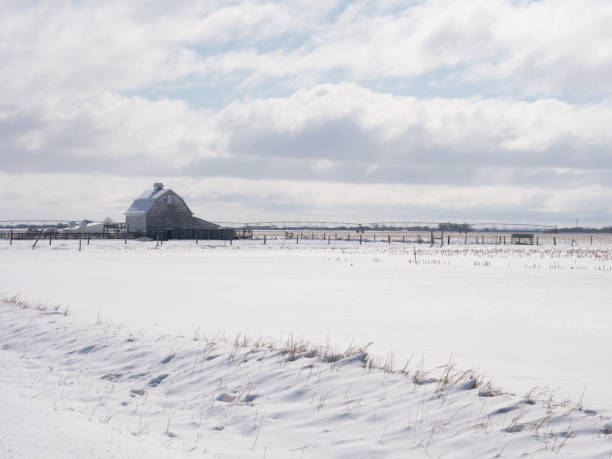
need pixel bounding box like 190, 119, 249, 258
167, 195, 174, 205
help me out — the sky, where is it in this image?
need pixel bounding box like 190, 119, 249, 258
1, 0, 612, 226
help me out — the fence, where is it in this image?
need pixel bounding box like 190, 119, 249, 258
0, 229, 606, 246
0, 228, 251, 242
251, 230, 606, 247
0, 230, 131, 241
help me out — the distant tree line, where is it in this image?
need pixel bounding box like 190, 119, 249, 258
554, 226, 612, 233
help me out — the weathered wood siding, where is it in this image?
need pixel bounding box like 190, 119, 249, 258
146, 190, 194, 233
126, 213, 146, 233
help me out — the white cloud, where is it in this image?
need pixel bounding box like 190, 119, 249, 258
2, 0, 612, 102
218, 83, 612, 166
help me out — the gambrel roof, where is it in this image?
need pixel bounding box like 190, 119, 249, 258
125, 183, 191, 216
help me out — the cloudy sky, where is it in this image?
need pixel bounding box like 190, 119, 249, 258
2, 0, 612, 225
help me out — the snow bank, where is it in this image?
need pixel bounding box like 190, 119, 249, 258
2, 300, 611, 458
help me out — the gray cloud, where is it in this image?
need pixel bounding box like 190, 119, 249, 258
1, 1, 612, 224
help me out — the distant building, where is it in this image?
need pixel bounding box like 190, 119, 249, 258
510, 233, 534, 245
59, 220, 105, 234
125, 183, 230, 239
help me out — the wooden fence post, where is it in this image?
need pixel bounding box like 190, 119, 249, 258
79, 233, 82, 252
328, 235, 330, 245
360, 234, 362, 245
388, 235, 391, 244
9, 229, 12, 245
553, 236, 556, 246
264, 235, 267, 245
49, 233, 52, 246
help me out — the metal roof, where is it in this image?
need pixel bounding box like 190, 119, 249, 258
125, 184, 171, 215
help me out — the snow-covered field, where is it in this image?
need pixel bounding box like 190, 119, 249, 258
1, 238, 612, 457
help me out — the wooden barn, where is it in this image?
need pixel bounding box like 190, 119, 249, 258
125, 183, 232, 240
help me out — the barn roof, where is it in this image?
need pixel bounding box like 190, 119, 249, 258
125, 183, 172, 215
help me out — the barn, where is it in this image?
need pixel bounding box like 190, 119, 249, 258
125, 183, 232, 240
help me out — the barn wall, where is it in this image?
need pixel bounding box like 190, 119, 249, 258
146, 190, 194, 233
126, 214, 146, 233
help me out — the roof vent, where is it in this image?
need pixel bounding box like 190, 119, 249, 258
153, 182, 164, 192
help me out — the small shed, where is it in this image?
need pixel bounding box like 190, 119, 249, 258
125, 183, 231, 240
511, 233, 534, 245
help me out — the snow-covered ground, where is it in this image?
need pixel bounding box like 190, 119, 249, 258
1, 238, 612, 457
2, 299, 612, 458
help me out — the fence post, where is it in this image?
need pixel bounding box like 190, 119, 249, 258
430, 231, 434, 245
447, 235, 450, 245
9, 229, 12, 245
264, 235, 267, 245
328, 235, 330, 245
373, 234, 376, 243
125, 225, 128, 245
296, 233, 298, 245
402, 235, 405, 243
79, 233, 82, 252
553, 236, 556, 246
49, 233, 52, 246
388, 235, 391, 244
360, 234, 362, 245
